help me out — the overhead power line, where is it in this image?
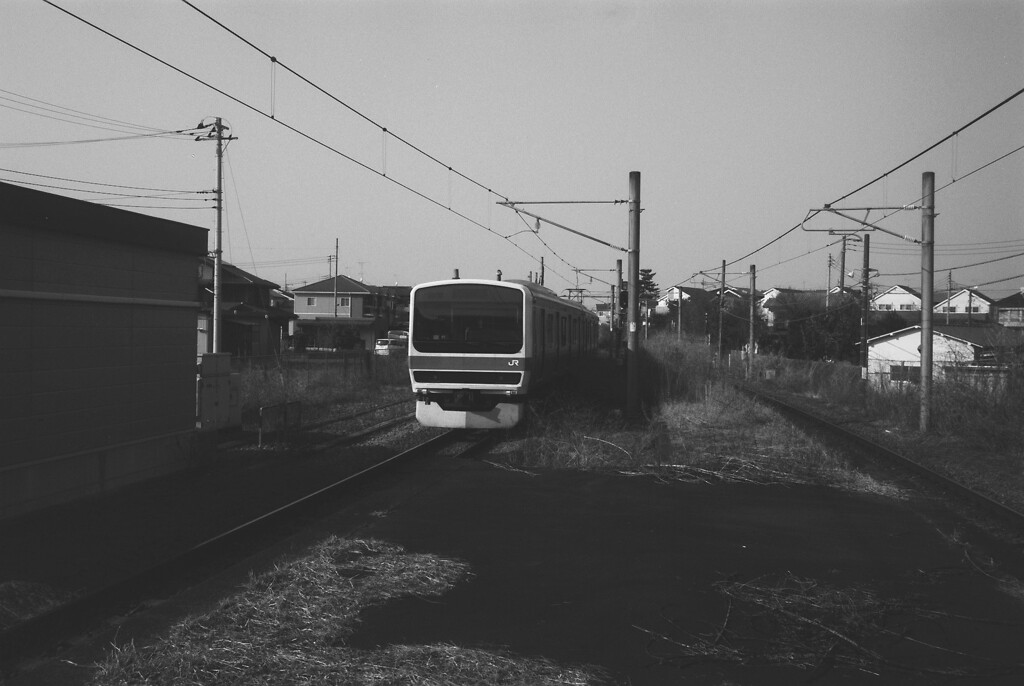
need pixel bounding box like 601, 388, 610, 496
0, 127, 201, 148
0, 166, 209, 194
41, 0, 575, 281
0, 87, 173, 134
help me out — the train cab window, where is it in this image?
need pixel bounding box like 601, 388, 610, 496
412, 284, 524, 354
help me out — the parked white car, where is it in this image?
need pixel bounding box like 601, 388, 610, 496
374, 338, 407, 356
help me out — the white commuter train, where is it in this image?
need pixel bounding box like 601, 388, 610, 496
408, 278, 599, 429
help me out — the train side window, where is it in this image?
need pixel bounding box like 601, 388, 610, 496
560, 316, 567, 347
547, 313, 555, 346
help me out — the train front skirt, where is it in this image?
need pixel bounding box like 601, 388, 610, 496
415, 399, 522, 429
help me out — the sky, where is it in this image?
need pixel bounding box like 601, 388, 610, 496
3, 0, 1023, 306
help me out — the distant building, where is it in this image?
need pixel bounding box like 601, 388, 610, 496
993, 289, 1024, 328
871, 285, 921, 312
867, 324, 1024, 387
196, 257, 294, 358
291, 275, 409, 350
932, 288, 993, 323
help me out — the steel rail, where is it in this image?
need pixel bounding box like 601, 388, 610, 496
740, 384, 1024, 529
0, 429, 493, 672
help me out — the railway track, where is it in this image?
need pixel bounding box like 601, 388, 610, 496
0, 427, 496, 674
740, 384, 1024, 531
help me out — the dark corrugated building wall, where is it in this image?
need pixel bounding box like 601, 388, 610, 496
0, 182, 208, 518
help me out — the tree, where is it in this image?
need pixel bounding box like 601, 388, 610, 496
639, 269, 660, 308
618, 269, 660, 315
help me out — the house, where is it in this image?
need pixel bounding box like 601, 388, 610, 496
867, 324, 1024, 386
291, 275, 410, 350
871, 284, 921, 313
197, 257, 295, 358
655, 285, 707, 314
1, 181, 207, 517
933, 288, 993, 323
656, 285, 713, 335
992, 289, 1024, 328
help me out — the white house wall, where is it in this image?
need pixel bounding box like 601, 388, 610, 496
935, 290, 990, 314
869, 330, 977, 385
294, 294, 364, 319
872, 289, 920, 312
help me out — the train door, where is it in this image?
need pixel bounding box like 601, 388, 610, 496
536, 308, 545, 379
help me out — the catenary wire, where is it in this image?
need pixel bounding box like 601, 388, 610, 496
680, 89, 1024, 288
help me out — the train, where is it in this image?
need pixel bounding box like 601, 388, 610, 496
407, 277, 600, 428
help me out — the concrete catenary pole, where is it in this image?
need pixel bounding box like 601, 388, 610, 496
626, 172, 641, 420
333, 238, 339, 318
615, 258, 623, 360
616, 259, 623, 331
860, 234, 870, 396
717, 259, 726, 363
920, 171, 936, 432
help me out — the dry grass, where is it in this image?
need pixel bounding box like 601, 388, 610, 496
240, 354, 409, 415
751, 361, 1024, 514
651, 384, 905, 496
493, 375, 902, 498
636, 571, 1024, 681
90, 537, 606, 686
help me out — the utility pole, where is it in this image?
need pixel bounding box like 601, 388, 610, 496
920, 172, 935, 433
676, 286, 682, 342
826, 254, 831, 309
946, 271, 952, 325
626, 172, 641, 420
748, 265, 756, 380
195, 117, 236, 354
334, 238, 339, 317
839, 235, 848, 291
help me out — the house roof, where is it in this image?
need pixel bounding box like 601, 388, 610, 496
934, 288, 994, 306
201, 256, 280, 290
293, 274, 373, 294
868, 324, 1024, 348
366, 284, 412, 298
994, 291, 1024, 308
873, 284, 921, 300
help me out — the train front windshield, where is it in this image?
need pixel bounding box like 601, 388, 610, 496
412, 284, 524, 354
